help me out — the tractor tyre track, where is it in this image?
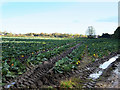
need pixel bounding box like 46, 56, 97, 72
4, 42, 83, 88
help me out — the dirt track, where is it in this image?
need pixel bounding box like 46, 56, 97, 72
4, 45, 120, 89
50, 51, 120, 89
4, 42, 82, 88
95, 56, 120, 88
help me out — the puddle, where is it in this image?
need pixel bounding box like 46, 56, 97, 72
108, 63, 120, 88
114, 68, 119, 75
113, 63, 120, 76
99, 55, 120, 69
89, 71, 102, 79
6, 82, 15, 88
89, 54, 120, 80
87, 68, 90, 70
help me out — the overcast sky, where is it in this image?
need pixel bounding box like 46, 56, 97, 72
1, 1, 118, 35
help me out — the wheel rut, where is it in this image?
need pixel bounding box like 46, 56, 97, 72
4, 42, 83, 88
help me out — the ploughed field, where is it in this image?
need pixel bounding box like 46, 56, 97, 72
1, 37, 120, 88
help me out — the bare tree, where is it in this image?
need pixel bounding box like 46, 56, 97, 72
86, 26, 95, 38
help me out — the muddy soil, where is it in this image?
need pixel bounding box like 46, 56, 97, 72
71, 52, 120, 89
3, 42, 82, 88
54, 52, 119, 89
4, 45, 120, 89
40, 51, 119, 89
95, 56, 120, 88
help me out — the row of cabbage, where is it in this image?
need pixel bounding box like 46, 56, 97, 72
53, 43, 85, 73
2, 37, 82, 84
53, 38, 119, 73
86, 39, 119, 60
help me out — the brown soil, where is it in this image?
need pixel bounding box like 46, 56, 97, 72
95, 56, 120, 88
4, 44, 119, 89
56, 52, 118, 89
4, 42, 82, 88
78, 49, 91, 69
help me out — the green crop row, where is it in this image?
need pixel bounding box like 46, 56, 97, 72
86, 39, 119, 59
1, 37, 119, 85
1, 37, 82, 83
53, 43, 85, 73
53, 38, 119, 73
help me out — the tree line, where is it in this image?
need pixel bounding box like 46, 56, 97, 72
0, 26, 119, 39
0, 31, 87, 38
